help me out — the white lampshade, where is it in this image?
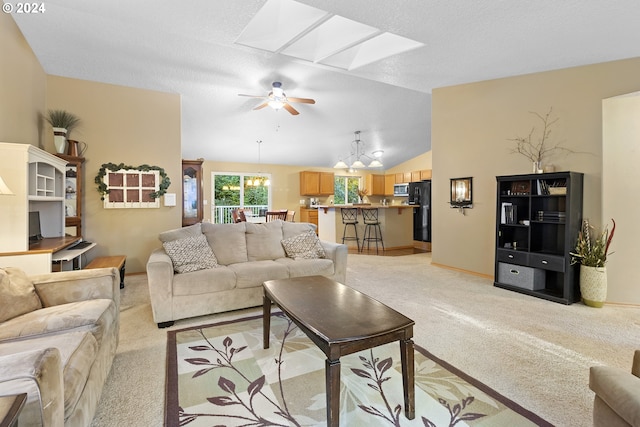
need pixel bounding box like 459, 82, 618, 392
350, 159, 366, 169
0, 175, 14, 195
264, 178, 271, 186
245, 179, 253, 186
333, 160, 348, 169
368, 159, 383, 168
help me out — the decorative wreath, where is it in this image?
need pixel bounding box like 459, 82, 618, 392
95, 162, 171, 201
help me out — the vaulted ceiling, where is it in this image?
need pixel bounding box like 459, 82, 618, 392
10, 0, 640, 168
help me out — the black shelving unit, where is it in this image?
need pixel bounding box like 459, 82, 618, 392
494, 172, 583, 304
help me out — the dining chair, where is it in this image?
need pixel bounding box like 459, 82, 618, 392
286, 210, 296, 222
265, 211, 288, 222
232, 209, 247, 223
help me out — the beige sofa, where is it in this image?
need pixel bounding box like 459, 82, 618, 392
0, 267, 120, 427
146, 220, 348, 328
589, 350, 640, 427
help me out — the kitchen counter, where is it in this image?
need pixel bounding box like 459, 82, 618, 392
316, 203, 415, 212
315, 204, 415, 250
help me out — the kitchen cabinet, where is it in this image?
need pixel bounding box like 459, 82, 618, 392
299, 208, 319, 234
421, 169, 432, 180
395, 172, 411, 184
384, 174, 395, 196
494, 172, 583, 304
411, 171, 422, 183
365, 174, 385, 195
300, 171, 334, 196
319, 172, 334, 195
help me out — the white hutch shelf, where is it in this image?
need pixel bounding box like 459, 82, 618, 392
0, 142, 73, 274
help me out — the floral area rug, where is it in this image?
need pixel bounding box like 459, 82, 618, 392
166, 313, 550, 427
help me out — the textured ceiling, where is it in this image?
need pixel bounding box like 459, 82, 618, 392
9, 0, 640, 169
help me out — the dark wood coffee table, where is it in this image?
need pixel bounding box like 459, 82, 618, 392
263, 275, 415, 427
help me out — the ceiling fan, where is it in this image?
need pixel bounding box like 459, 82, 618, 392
238, 82, 315, 115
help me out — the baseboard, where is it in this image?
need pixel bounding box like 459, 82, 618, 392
430, 262, 493, 280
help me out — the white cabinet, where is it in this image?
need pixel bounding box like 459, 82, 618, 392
0, 142, 66, 253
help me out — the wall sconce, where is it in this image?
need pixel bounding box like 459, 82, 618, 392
450, 177, 472, 213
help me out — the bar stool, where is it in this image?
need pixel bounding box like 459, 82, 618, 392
360, 208, 385, 254
340, 208, 360, 251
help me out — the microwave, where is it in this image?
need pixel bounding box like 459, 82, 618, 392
393, 183, 409, 197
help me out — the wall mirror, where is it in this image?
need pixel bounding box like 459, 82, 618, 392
450, 177, 473, 208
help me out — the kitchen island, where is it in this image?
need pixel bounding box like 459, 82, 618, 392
315, 204, 415, 250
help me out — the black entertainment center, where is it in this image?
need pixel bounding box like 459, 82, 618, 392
494, 171, 584, 304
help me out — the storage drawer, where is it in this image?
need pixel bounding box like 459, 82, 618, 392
528, 253, 565, 272
498, 262, 545, 290
496, 249, 529, 265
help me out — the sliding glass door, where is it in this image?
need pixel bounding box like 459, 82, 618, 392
211, 172, 271, 223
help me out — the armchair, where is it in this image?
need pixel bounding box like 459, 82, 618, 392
589, 350, 640, 427
0, 267, 120, 426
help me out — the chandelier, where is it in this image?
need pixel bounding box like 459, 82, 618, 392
246, 140, 270, 187
333, 131, 383, 169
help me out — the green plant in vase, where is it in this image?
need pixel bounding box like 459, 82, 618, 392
571, 219, 615, 307
45, 109, 81, 154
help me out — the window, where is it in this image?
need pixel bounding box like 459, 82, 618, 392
211, 172, 271, 223
334, 175, 361, 204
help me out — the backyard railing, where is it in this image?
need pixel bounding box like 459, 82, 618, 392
213, 205, 268, 224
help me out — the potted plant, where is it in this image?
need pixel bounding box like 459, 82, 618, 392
571, 218, 615, 307
45, 109, 81, 154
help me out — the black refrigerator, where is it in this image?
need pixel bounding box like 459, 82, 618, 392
408, 180, 431, 242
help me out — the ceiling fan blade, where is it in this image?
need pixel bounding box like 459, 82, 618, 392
283, 103, 299, 115
286, 97, 315, 104
253, 102, 269, 110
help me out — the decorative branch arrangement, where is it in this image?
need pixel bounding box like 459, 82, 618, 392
95, 162, 170, 200
508, 107, 572, 165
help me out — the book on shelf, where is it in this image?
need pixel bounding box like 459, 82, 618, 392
501, 202, 517, 224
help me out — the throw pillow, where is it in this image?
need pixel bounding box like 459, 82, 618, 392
0, 267, 43, 322
245, 221, 286, 261
159, 223, 202, 243
162, 234, 219, 274
281, 230, 326, 260
201, 222, 249, 265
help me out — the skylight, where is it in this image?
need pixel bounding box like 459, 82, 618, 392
235, 0, 424, 70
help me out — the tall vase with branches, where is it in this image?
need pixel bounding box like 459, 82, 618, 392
508, 107, 571, 173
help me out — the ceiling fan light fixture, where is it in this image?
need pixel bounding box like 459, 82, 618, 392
268, 100, 284, 110
372, 150, 384, 158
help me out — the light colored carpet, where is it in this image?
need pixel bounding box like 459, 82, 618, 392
91, 253, 640, 426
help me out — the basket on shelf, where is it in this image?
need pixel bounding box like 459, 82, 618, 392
548, 187, 567, 195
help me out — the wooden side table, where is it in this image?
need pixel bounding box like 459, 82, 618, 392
0, 393, 27, 427
86, 255, 127, 289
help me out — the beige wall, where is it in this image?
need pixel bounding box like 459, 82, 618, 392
386, 151, 432, 175
46, 76, 182, 273
0, 12, 46, 146
603, 92, 640, 304
432, 57, 640, 303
